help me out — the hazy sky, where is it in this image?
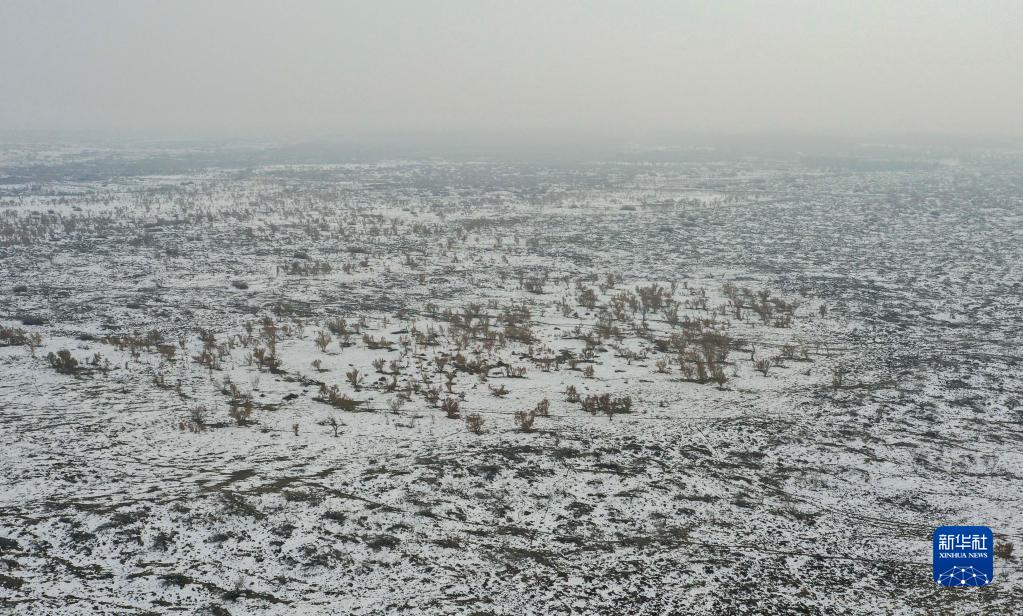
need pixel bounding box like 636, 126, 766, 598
1, 0, 1021, 139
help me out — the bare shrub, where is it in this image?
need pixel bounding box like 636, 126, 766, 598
534, 398, 550, 416
514, 409, 536, 432
228, 398, 253, 426
664, 303, 680, 327
316, 384, 361, 410
710, 364, 728, 386
182, 405, 208, 432
580, 394, 632, 420
362, 334, 393, 350
25, 332, 43, 357
326, 317, 351, 338
995, 541, 1014, 560
346, 368, 364, 390
441, 397, 461, 418
47, 349, 80, 375
577, 287, 598, 310
465, 412, 485, 434
0, 323, 29, 347
314, 330, 332, 352
504, 365, 527, 378
157, 344, 176, 360
522, 277, 545, 294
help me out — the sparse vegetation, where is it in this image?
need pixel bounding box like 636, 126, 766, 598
514, 409, 537, 432
47, 349, 80, 375
314, 330, 332, 352
441, 397, 460, 418
1, 143, 983, 614
465, 412, 485, 434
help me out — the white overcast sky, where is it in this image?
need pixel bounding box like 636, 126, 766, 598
1, 0, 1021, 138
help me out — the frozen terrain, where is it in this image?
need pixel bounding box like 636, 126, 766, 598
1, 143, 1021, 614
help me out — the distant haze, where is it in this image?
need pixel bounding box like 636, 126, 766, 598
2, 0, 1021, 140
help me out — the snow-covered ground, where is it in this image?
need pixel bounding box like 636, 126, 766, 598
1, 144, 1021, 614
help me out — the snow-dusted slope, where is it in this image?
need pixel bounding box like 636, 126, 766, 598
1, 147, 1021, 614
